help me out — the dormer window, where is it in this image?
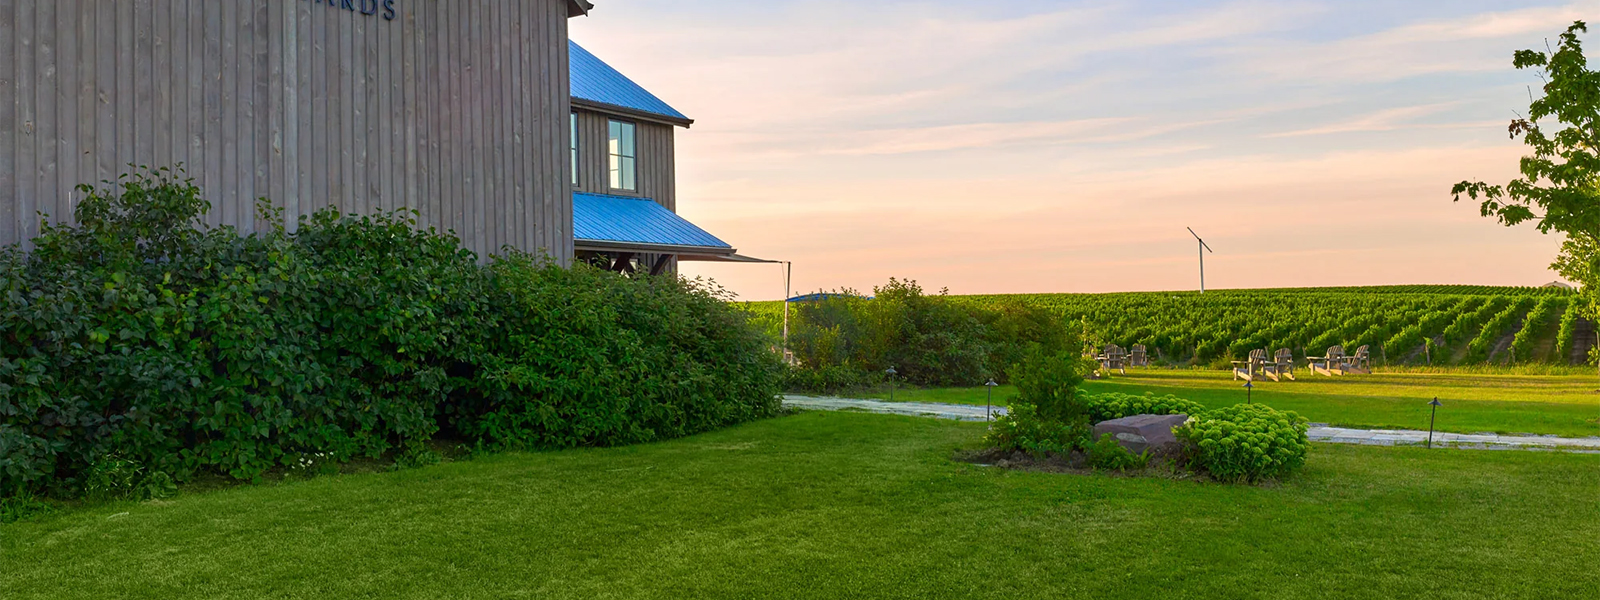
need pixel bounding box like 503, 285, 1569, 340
608, 119, 637, 191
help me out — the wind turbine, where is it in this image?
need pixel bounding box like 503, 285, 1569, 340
1187, 227, 1214, 293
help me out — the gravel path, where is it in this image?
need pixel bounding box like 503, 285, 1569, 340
781, 395, 1600, 452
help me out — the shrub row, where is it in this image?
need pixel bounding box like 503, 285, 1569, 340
1508, 296, 1563, 363
1466, 297, 1537, 362
783, 280, 1072, 390
0, 170, 781, 499
1081, 392, 1205, 423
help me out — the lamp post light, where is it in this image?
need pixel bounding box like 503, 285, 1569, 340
1243, 380, 1253, 404
1427, 397, 1442, 449
984, 379, 999, 422
886, 367, 898, 402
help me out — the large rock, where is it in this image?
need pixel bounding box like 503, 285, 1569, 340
1092, 414, 1189, 454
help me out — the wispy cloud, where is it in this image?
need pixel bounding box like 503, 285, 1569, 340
1222, 2, 1599, 84
1263, 102, 1488, 137
572, 0, 1582, 299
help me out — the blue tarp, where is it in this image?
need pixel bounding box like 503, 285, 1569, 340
573, 192, 731, 251
570, 41, 691, 124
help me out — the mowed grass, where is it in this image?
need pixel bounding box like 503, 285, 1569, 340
841, 369, 1600, 438
4, 412, 1599, 600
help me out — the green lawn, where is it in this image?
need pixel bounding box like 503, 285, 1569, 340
841, 369, 1600, 438
4, 412, 1598, 599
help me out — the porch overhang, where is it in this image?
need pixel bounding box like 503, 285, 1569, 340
676, 253, 778, 263
573, 192, 752, 261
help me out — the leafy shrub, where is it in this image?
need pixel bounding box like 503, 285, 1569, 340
286, 452, 341, 479
985, 344, 1090, 455
445, 253, 782, 450
977, 299, 1073, 383
0, 495, 51, 524
390, 448, 443, 471
1, 168, 781, 499
860, 279, 993, 387
1082, 392, 1205, 423
0, 169, 490, 496
784, 279, 1054, 391
82, 457, 177, 501
1175, 404, 1309, 482
985, 404, 1089, 456
1087, 433, 1145, 471
781, 364, 881, 396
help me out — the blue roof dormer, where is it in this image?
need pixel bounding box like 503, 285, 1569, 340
570, 41, 693, 127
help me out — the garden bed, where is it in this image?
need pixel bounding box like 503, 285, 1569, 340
952, 446, 1212, 481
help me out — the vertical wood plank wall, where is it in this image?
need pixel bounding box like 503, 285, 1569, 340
0, 0, 574, 262
573, 108, 676, 211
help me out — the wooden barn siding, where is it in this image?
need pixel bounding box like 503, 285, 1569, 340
573, 107, 676, 211
0, 0, 573, 262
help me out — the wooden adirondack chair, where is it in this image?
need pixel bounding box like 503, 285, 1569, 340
1099, 344, 1127, 375
1341, 345, 1372, 374
1263, 348, 1295, 381
1308, 345, 1345, 376
1232, 348, 1267, 381
1128, 344, 1149, 368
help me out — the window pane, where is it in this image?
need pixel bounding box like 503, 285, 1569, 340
570, 113, 578, 185
607, 120, 638, 191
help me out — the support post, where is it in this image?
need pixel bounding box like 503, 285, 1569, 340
782, 261, 792, 361
649, 255, 673, 276
610, 252, 636, 274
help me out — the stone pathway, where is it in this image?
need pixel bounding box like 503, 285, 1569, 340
781, 395, 1600, 452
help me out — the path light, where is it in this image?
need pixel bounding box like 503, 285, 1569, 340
1243, 380, 1253, 405
984, 379, 999, 422
1427, 397, 1442, 449
886, 367, 898, 402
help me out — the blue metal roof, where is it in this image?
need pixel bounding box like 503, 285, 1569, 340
570, 41, 692, 125
573, 192, 732, 252
787, 293, 874, 303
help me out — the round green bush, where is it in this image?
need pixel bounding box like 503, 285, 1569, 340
1175, 404, 1309, 482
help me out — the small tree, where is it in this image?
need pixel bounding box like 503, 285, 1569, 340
1010, 344, 1087, 425
984, 342, 1090, 456
1453, 21, 1600, 367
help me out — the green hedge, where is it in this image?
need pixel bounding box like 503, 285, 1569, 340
784, 280, 1071, 391
447, 253, 782, 449
1082, 392, 1205, 423
0, 169, 781, 499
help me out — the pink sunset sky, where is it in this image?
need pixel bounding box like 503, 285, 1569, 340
571, 0, 1592, 301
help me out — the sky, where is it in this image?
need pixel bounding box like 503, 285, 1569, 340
570, 0, 1596, 301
